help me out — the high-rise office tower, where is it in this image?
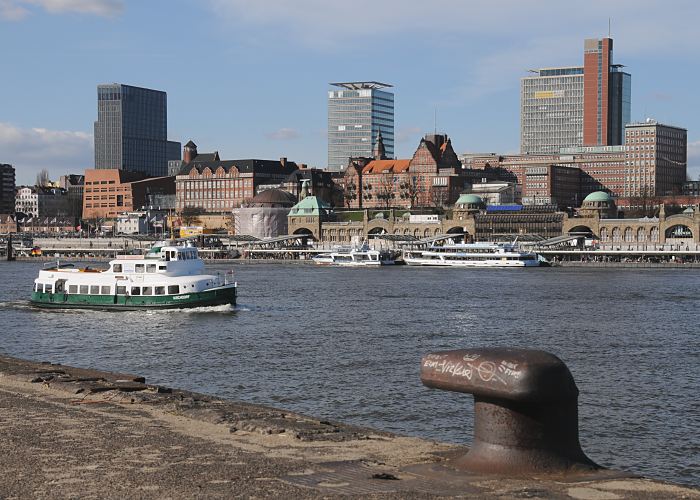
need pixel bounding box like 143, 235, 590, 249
520, 38, 631, 154
328, 82, 394, 171
94, 83, 168, 177
0, 164, 15, 214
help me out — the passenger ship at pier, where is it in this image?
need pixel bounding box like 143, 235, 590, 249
30, 244, 237, 310
402, 242, 541, 267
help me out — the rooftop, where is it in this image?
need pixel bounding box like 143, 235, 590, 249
330, 81, 393, 90
626, 119, 687, 131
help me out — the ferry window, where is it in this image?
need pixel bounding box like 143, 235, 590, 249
90, 285, 100, 295
101, 286, 110, 294
158, 265, 166, 271
79, 285, 89, 294
168, 285, 179, 295
45, 285, 52, 294
155, 286, 165, 295
116, 286, 127, 295
69, 285, 78, 294
142, 287, 153, 295
113, 264, 122, 272
146, 264, 156, 273
131, 287, 141, 295
135, 264, 144, 273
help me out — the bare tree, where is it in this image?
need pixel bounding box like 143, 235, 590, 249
343, 181, 358, 208
181, 206, 205, 226
430, 185, 449, 210
375, 174, 396, 209
401, 176, 422, 209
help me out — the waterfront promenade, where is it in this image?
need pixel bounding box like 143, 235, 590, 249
0, 355, 697, 499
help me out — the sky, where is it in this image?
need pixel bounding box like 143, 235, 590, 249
1, 0, 700, 185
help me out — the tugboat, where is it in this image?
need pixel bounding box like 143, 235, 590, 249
30, 243, 237, 310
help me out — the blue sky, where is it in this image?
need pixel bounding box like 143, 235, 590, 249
2, 0, 699, 185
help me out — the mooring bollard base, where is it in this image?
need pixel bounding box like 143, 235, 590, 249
420, 348, 602, 476
449, 441, 601, 477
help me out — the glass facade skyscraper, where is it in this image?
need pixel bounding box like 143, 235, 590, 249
520, 38, 631, 155
521, 67, 585, 154
94, 84, 168, 177
328, 82, 394, 171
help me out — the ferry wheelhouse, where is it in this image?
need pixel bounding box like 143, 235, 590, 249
402, 242, 541, 268
30, 244, 237, 310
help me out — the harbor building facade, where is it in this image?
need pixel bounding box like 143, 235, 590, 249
467, 121, 686, 206
94, 83, 177, 177
15, 186, 70, 219
521, 37, 631, 154
623, 120, 687, 198
342, 133, 467, 209
0, 163, 16, 214
175, 141, 299, 214
328, 82, 394, 171
82, 169, 175, 219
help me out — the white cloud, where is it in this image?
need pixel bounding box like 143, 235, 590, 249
0, 0, 122, 20
207, 0, 700, 54
208, 0, 700, 106
0, 122, 93, 184
265, 128, 300, 140
0, 0, 28, 19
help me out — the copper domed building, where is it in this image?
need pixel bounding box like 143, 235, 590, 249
232, 189, 297, 238
248, 188, 297, 208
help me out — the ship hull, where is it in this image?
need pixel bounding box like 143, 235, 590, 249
30, 285, 237, 311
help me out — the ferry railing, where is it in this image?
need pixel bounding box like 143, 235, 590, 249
219, 270, 236, 286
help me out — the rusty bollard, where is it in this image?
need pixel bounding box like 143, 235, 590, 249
421, 348, 600, 476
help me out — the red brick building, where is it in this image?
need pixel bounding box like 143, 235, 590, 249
174, 141, 300, 214
464, 121, 687, 207
83, 169, 175, 219
343, 133, 467, 209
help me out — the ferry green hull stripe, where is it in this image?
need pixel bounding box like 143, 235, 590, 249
30, 286, 236, 310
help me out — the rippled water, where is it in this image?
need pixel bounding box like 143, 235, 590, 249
0, 261, 698, 487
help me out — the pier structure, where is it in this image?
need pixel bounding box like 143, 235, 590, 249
0, 353, 697, 498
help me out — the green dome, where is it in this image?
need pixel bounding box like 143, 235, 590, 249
583, 191, 612, 203
456, 194, 484, 206
289, 196, 331, 216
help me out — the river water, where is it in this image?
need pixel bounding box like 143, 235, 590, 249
0, 261, 698, 487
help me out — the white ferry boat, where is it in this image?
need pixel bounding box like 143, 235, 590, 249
313, 243, 395, 267
30, 243, 237, 310
402, 242, 541, 267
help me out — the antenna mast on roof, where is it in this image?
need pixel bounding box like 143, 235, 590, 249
608, 17, 611, 38
434, 107, 437, 135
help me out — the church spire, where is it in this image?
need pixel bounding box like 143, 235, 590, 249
373, 130, 387, 160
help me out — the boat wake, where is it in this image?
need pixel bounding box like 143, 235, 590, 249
145, 304, 237, 314
0, 301, 87, 313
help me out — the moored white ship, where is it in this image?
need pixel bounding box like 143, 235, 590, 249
402, 241, 541, 267
30, 243, 237, 310
313, 242, 395, 267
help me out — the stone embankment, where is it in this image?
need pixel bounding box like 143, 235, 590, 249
0, 355, 697, 499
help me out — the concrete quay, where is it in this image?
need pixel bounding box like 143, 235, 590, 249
0, 355, 697, 499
